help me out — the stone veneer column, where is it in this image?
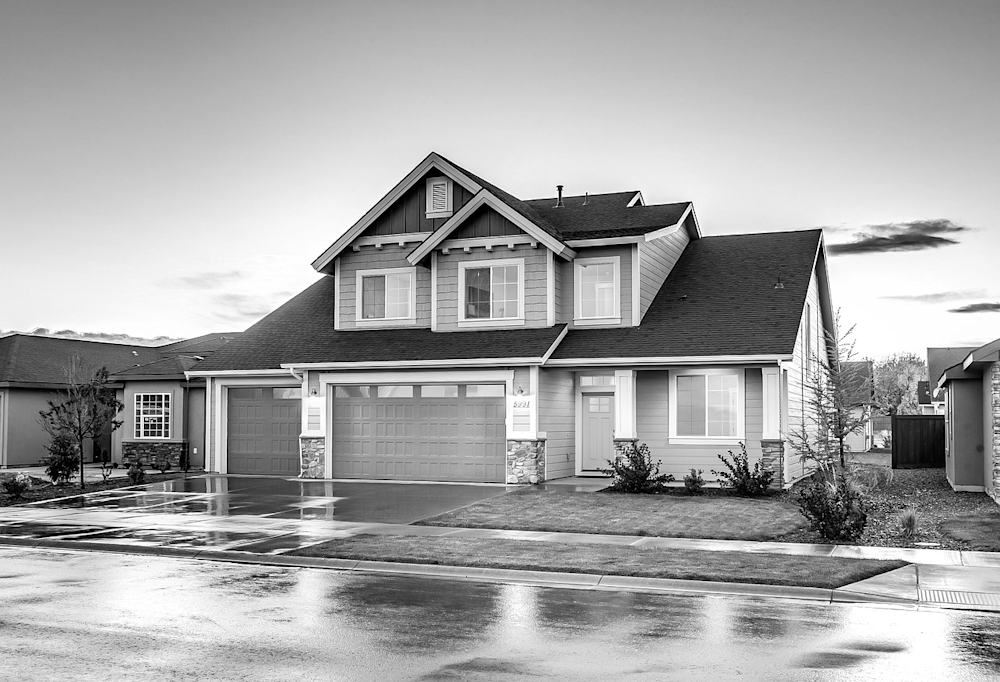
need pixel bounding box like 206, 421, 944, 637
613, 438, 639, 463
991, 363, 1000, 497
760, 439, 785, 488
299, 436, 326, 479
122, 442, 185, 469
506, 439, 546, 484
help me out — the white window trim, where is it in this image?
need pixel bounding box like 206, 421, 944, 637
457, 257, 525, 328
668, 367, 745, 445
574, 256, 621, 325
354, 267, 417, 326
134, 392, 171, 440
425, 176, 453, 219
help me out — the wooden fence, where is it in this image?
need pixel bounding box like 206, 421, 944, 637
891, 415, 945, 469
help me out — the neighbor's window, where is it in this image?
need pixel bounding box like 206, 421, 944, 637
135, 393, 170, 439
672, 371, 743, 439
358, 269, 413, 321
463, 261, 521, 320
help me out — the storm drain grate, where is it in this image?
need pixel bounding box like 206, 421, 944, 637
919, 589, 1000, 607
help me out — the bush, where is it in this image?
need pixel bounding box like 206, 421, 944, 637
600, 442, 675, 493
683, 468, 705, 495
711, 442, 773, 497
899, 509, 918, 540
155, 459, 171, 474
847, 463, 893, 492
2, 473, 32, 499
796, 471, 868, 541
45, 433, 80, 485
127, 461, 146, 486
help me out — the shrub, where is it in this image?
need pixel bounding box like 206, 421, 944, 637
127, 461, 146, 486
847, 463, 893, 492
155, 459, 171, 474
796, 471, 868, 541
899, 510, 918, 540
683, 468, 705, 495
45, 432, 80, 485
600, 442, 675, 493
711, 442, 773, 497
2, 473, 32, 499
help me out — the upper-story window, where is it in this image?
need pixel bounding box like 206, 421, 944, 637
425, 176, 453, 219
135, 393, 170, 439
356, 267, 416, 324
458, 258, 524, 326
575, 256, 620, 324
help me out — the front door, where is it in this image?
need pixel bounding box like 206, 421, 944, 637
581, 393, 614, 472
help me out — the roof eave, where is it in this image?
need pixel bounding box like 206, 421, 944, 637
544, 354, 791, 367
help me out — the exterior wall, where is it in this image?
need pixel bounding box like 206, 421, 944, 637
0, 389, 6, 467
948, 379, 985, 490
843, 405, 870, 453
186, 386, 206, 468
784, 268, 827, 483
451, 205, 523, 239
637, 228, 690, 321
360, 171, 474, 237
337, 249, 432, 330
537, 369, 575, 480
559, 244, 634, 328
120, 380, 186, 455
3, 389, 58, 466
435, 243, 549, 330
634, 368, 765, 482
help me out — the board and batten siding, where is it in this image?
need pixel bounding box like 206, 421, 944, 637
435, 244, 549, 330
635, 369, 764, 482
450, 206, 523, 239
637, 228, 689, 321
784, 268, 828, 484
360, 172, 474, 237
537, 369, 575, 479
337, 249, 432, 330
560, 244, 634, 328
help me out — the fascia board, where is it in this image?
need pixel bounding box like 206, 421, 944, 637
281, 358, 546, 370
185, 369, 295, 379
565, 236, 644, 248
544, 354, 791, 367
311, 153, 483, 273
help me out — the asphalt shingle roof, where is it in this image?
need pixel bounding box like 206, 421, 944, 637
927, 347, 975, 387
193, 278, 568, 371
111, 355, 204, 378
0, 335, 162, 386
524, 193, 691, 240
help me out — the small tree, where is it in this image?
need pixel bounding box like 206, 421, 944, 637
39, 360, 124, 489
873, 352, 927, 416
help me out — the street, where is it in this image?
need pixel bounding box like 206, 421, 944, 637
2, 546, 998, 681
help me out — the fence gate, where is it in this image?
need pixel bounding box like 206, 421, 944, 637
891, 415, 945, 469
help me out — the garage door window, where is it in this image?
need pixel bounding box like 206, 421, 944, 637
336, 386, 370, 398
272, 388, 302, 400
378, 385, 414, 398
466, 384, 505, 397
421, 385, 458, 398
135, 393, 170, 439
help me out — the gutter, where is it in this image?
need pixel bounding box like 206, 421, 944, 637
543, 354, 792, 368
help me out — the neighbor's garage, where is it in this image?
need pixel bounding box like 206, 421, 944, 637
331, 383, 506, 482
227, 386, 302, 475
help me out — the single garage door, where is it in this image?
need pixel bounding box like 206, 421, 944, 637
227, 387, 302, 475
331, 383, 506, 482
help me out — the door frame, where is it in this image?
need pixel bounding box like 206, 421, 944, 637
575, 375, 617, 476
212, 376, 301, 475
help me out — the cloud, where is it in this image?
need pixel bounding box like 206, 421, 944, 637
165, 270, 247, 289
1, 328, 180, 345
948, 302, 1000, 314
211, 293, 279, 322
881, 289, 987, 303
827, 219, 972, 255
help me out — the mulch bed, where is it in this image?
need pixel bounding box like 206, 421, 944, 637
0, 471, 193, 507
777, 468, 1000, 551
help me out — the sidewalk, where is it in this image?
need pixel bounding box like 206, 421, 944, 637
2, 496, 999, 612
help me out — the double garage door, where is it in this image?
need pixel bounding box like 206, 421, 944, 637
227, 383, 506, 482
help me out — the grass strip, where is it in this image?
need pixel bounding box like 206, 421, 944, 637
289, 534, 907, 589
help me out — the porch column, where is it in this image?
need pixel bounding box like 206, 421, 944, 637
299, 371, 327, 479
991, 362, 1000, 498
613, 370, 638, 458
760, 366, 785, 487
506, 366, 545, 484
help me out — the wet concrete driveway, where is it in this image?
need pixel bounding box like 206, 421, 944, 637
0, 475, 510, 554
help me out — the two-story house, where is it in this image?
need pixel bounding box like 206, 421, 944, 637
190, 153, 834, 486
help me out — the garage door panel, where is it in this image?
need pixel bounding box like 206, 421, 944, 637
227, 387, 301, 476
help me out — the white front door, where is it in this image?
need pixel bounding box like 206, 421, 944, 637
581, 393, 614, 472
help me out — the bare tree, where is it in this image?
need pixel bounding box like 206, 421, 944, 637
873, 352, 927, 416
39, 359, 124, 489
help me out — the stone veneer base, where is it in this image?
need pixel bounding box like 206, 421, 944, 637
506, 439, 545, 484
760, 439, 785, 489
300, 436, 326, 479
122, 441, 186, 469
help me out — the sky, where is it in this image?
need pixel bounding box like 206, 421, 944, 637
2, 0, 998, 360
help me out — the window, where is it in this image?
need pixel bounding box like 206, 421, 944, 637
425, 176, 453, 218
669, 370, 744, 441
421, 385, 458, 398
335, 386, 370, 398
459, 259, 523, 323
356, 268, 415, 323
377, 385, 413, 398
466, 384, 505, 397
574, 257, 620, 323
580, 376, 615, 387
135, 393, 170, 439
272, 388, 302, 400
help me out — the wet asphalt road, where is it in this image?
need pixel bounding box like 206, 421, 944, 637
2, 546, 999, 681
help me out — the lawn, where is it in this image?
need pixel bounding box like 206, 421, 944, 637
0, 471, 192, 507
415, 487, 809, 540
289, 534, 907, 589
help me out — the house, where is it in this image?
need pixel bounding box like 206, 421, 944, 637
0, 332, 238, 469
916, 381, 935, 415
189, 152, 835, 486
935, 338, 1000, 499
842, 360, 874, 453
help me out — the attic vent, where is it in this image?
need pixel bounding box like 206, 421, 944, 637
425, 176, 453, 219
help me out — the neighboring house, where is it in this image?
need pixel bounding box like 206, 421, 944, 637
0, 333, 238, 469
935, 337, 1000, 499
916, 380, 936, 415
842, 360, 874, 453
189, 152, 836, 487
927, 346, 970, 415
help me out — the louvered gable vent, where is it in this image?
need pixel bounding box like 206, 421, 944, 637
425, 176, 453, 218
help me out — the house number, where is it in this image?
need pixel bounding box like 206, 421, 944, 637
512, 400, 530, 408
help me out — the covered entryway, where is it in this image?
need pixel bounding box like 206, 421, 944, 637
331, 383, 506, 482
227, 387, 302, 475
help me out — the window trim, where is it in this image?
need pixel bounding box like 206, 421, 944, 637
134, 392, 171, 440
457, 257, 525, 328
668, 368, 745, 445
574, 256, 621, 325
354, 267, 417, 327
425, 176, 453, 219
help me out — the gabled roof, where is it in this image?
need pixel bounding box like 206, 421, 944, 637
549, 229, 825, 361
927, 346, 975, 388
524, 192, 696, 241
962, 336, 1000, 370
191, 278, 568, 371
0, 334, 161, 387
157, 332, 241, 356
